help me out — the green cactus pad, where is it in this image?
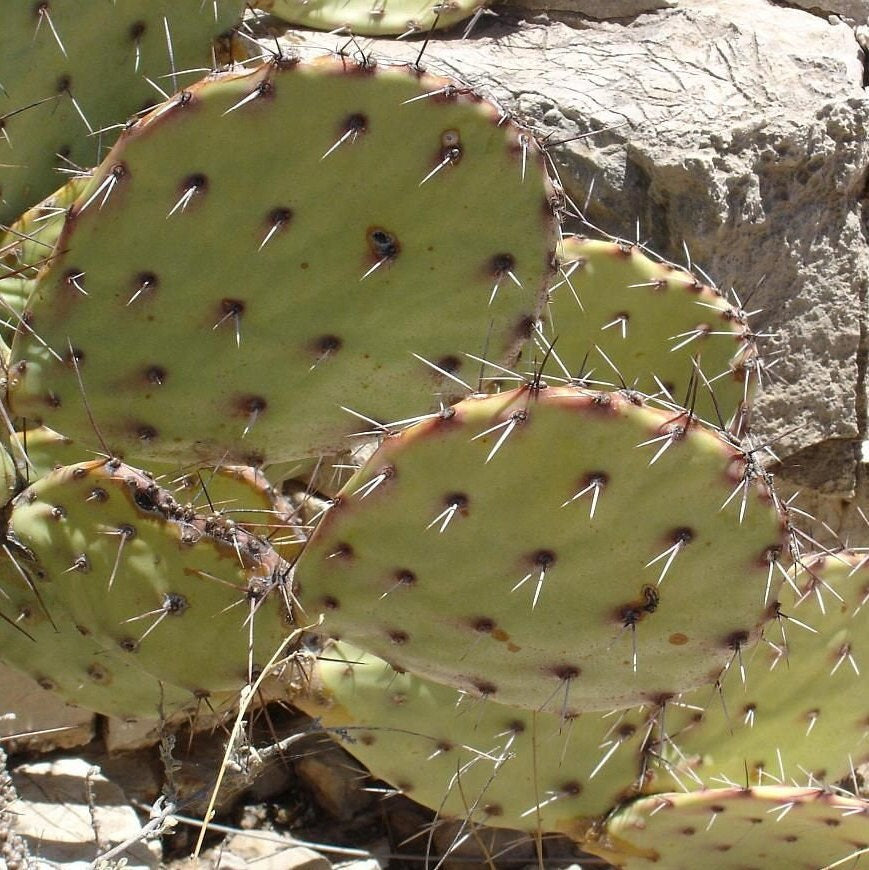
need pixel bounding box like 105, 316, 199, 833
297, 641, 650, 838
256, 0, 484, 38
5, 459, 294, 697
539, 237, 757, 427
8, 58, 556, 466
585, 787, 868, 869
0, 546, 211, 718
646, 549, 869, 792
295, 384, 787, 713
0, 1, 243, 225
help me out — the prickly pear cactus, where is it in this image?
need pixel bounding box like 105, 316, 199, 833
584, 787, 868, 869
255, 0, 485, 38
646, 549, 869, 792
0, 1, 244, 225
297, 641, 650, 838
7, 57, 557, 466
295, 384, 787, 713
0, 459, 294, 708
541, 237, 757, 427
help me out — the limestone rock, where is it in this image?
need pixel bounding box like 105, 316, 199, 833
9, 757, 161, 868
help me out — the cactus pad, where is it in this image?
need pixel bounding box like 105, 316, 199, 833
540, 237, 757, 426
0, 1, 243, 225
3, 459, 294, 700
298, 641, 651, 837
8, 58, 556, 466
256, 0, 484, 38
585, 787, 869, 869
647, 549, 869, 791
295, 384, 787, 713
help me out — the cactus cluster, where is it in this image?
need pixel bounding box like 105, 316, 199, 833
0, 5, 865, 868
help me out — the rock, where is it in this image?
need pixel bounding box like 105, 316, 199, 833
9, 757, 160, 868
432, 820, 536, 869
0, 664, 94, 753
781, 0, 869, 25
500, 0, 676, 17
274, 0, 868, 498
226, 834, 332, 870
294, 739, 373, 820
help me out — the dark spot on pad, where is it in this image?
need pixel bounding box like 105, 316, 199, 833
87, 487, 108, 503
388, 630, 409, 645
483, 804, 503, 817
560, 781, 582, 796
671, 527, 694, 545
239, 395, 267, 414
394, 569, 416, 586
368, 227, 399, 261
136, 425, 157, 442
343, 113, 368, 135
119, 638, 139, 652
329, 543, 353, 560
133, 488, 159, 513
472, 617, 495, 633
267, 206, 292, 227
221, 298, 245, 317
490, 253, 515, 276
322, 595, 339, 610
435, 355, 461, 374
129, 20, 146, 39
182, 172, 207, 193
727, 630, 750, 650
56, 75, 71, 94
531, 549, 556, 568
64, 347, 84, 367
551, 665, 580, 680
445, 492, 468, 510
472, 680, 497, 697
87, 664, 109, 683
314, 335, 342, 355
37, 677, 57, 691
145, 366, 166, 386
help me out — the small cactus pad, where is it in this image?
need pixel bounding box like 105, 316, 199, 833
295, 385, 787, 713
0, 546, 209, 718
647, 549, 869, 791
584, 787, 869, 869
540, 237, 757, 426
256, 0, 484, 37
0, 1, 243, 225
297, 642, 648, 837
1, 177, 87, 277
3, 460, 294, 698
8, 58, 556, 466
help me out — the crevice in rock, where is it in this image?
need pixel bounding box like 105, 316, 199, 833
768, 1, 852, 22
842, 167, 869, 530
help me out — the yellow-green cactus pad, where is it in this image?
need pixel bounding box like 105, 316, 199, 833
295, 384, 787, 713
585, 787, 868, 870
4, 460, 294, 700
540, 237, 757, 427
646, 549, 869, 792
0, 1, 243, 225
257, 0, 485, 38
8, 58, 557, 466
297, 641, 649, 839
0, 545, 211, 718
